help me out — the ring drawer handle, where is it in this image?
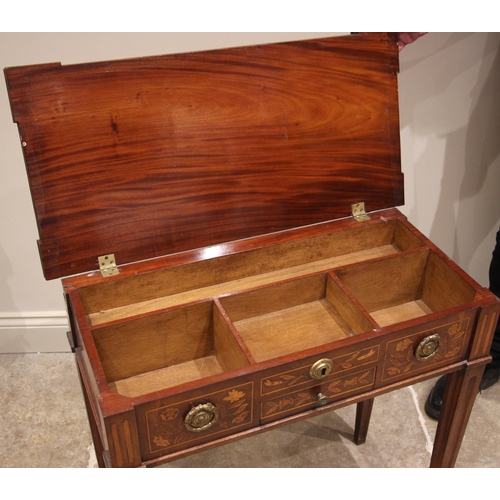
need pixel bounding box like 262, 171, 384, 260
310, 358, 334, 379
184, 402, 220, 432
415, 333, 442, 361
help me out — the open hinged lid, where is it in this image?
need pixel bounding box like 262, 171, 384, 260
5, 32, 403, 280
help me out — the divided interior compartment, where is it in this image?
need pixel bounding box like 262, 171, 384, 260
91, 300, 252, 398
333, 249, 477, 327
219, 249, 478, 362
81, 219, 426, 325
219, 273, 374, 362
92, 247, 478, 399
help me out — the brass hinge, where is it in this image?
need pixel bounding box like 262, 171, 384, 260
351, 202, 371, 222
98, 253, 119, 277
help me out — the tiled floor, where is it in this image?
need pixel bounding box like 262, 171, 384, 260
1, 353, 499, 468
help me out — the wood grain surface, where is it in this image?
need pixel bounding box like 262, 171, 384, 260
5, 32, 403, 279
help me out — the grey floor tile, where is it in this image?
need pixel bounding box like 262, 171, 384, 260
0, 353, 94, 468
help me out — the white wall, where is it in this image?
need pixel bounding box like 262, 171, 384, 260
398, 33, 500, 286
0, 33, 341, 353
1, 32, 499, 353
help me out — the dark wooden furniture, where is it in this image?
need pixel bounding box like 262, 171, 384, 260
5, 32, 499, 468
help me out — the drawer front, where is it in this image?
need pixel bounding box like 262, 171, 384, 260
380, 316, 472, 385
261, 367, 376, 424
260, 344, 380, 397
136, 380, 255, 461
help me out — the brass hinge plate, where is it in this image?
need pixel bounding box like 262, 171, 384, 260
351, 202, 371, 222
98, 253, 119, 277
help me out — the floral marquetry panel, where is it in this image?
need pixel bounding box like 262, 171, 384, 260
260, 345, 380, 396
261, 367, 376, 424
141, 382, 255, 458
381, 318, 472, 383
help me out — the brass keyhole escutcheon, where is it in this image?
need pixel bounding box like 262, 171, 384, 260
310, 358, 334, 379
184, 402, 220, 432
415, 333, 442, 361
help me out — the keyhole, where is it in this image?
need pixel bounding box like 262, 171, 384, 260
310, 359, 333, 380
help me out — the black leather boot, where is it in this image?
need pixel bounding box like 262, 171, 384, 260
424, 375, 447, 420
424, 364, 500, 420
480, 364, 500, 391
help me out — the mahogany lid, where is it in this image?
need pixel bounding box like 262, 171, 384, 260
4, 32, 403, 280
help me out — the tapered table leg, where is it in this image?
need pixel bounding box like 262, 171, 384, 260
354, 398, 374, 445
430, 362, 486, 467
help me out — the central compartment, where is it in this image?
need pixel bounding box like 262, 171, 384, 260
220, 273, 374, 362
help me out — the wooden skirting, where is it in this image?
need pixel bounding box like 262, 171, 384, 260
0, 312, 69, 353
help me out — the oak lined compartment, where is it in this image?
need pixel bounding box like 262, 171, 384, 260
109, 356, 223, 399
217, 250, 478, 364
100, 272, 376, 398
89, 227, 477, 400
85, 219, 425, 326
220, 273, 374, 362
93, 300, 252, 398
334, 250, 477, 327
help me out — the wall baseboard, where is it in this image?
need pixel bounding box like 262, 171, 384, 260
0, 312, 70, 353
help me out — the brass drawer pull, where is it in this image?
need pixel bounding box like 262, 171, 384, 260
184, 402, 220, 432
316, 392, 330, 407
415, 333, 442, 361
310, 358, 334, 379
